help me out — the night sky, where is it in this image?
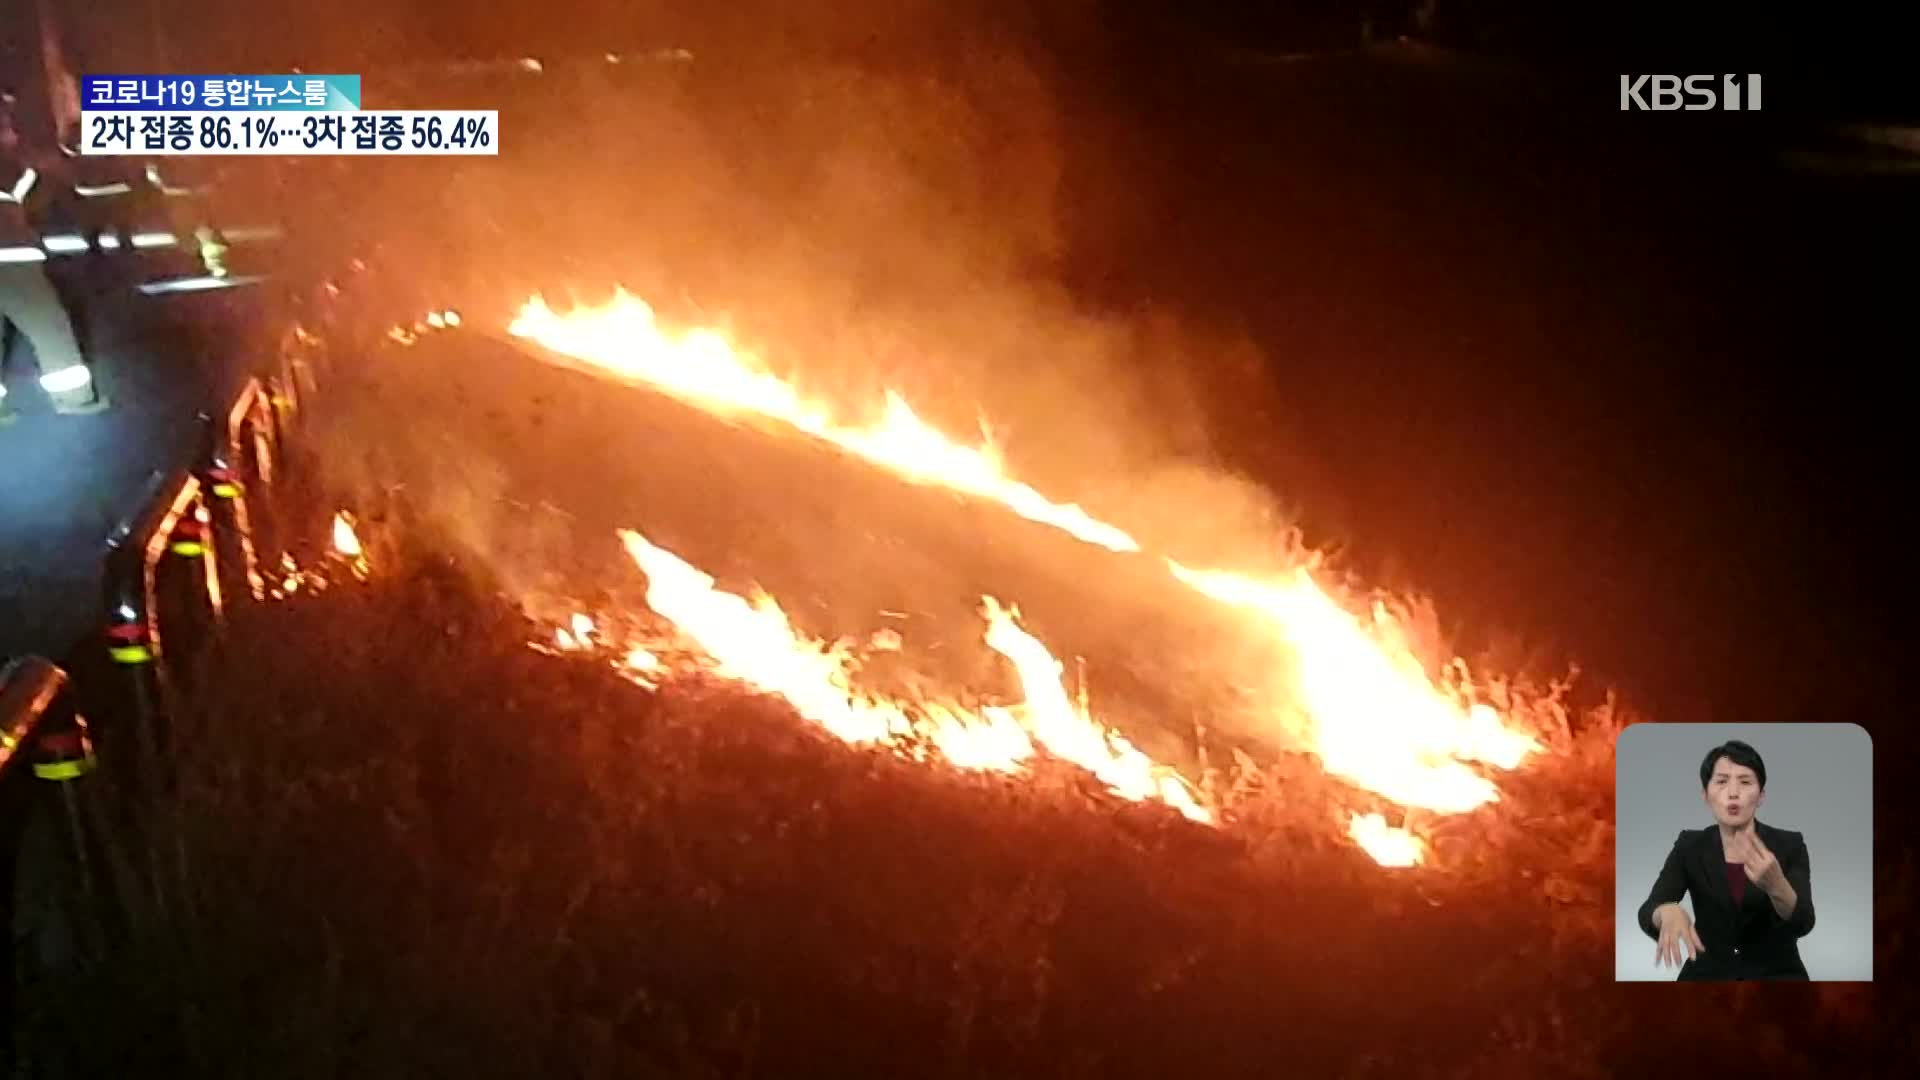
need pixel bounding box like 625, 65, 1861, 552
55, 0, 1920, 118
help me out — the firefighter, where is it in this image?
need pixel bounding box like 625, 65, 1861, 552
56, 120, 141, 255
0, 89, 99, 419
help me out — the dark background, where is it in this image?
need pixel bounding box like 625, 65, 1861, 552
58, 0, 1920, 113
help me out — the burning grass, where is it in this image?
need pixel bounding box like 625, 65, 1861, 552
26, 539, 1880, 1078
330, 293, 1558, 864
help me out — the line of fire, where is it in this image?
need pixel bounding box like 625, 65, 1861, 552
0, 2, 1901, 1074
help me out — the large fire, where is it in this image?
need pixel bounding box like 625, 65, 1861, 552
509, 297, 1137, 552
1166, 563, 1537, 813
509, 292, 1546, 865
618, 530, 1210, 823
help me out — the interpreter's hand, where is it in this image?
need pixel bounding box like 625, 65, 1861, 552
1728, 825, 1787, 896
1654, 903, 1704, 970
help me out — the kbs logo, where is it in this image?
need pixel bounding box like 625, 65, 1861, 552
1620, 74, 1762, 111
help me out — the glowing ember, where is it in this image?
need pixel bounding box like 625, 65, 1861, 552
276, 552, 304, 597
554, 614, 611, 654
616, 529, 1206, 820
1348, 812, 1423, 867
267, 544, 369, 601
552, 611, 595, 641
331, 512, 364, 559
512, 293, 1546, 863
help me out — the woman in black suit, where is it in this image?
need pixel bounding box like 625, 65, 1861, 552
1636, 739, 1816, 980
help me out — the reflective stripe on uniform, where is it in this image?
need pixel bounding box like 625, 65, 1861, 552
138, 274, 266, 295
39, 365, 91, 394
4, 167, 35, 204
144, 164, 201, 196
4, 225, 277, 259
34, 756, 95, 781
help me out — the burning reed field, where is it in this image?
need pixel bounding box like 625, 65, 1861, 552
21, 10, 1908, 1072
22, 307, 1889, 1078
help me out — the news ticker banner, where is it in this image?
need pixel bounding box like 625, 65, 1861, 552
84, 74, 363, 110
77, 74, 496, 156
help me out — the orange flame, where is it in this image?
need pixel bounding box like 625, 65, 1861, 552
554, 613, 597, 651
1167, 562, 1538, 813
331, 512, 364, 559
1348, 812, 1422, 867
512, 294, 1544, 863
981, 598, 1209, 822
512, 294, 1137, 552
617, 530, 1206, 821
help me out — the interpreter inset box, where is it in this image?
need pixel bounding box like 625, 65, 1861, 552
1615, 723, 1872, 981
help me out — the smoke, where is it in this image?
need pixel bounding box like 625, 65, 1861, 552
511, 17, 1306, 572
281, 4, 1350, 672
300, 355, 511, 582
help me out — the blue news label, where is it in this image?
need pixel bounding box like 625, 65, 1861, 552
79, 110, 499, 156
81, 74, 362, 111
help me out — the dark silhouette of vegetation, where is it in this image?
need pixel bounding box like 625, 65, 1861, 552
20, 535, 1890, 1077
